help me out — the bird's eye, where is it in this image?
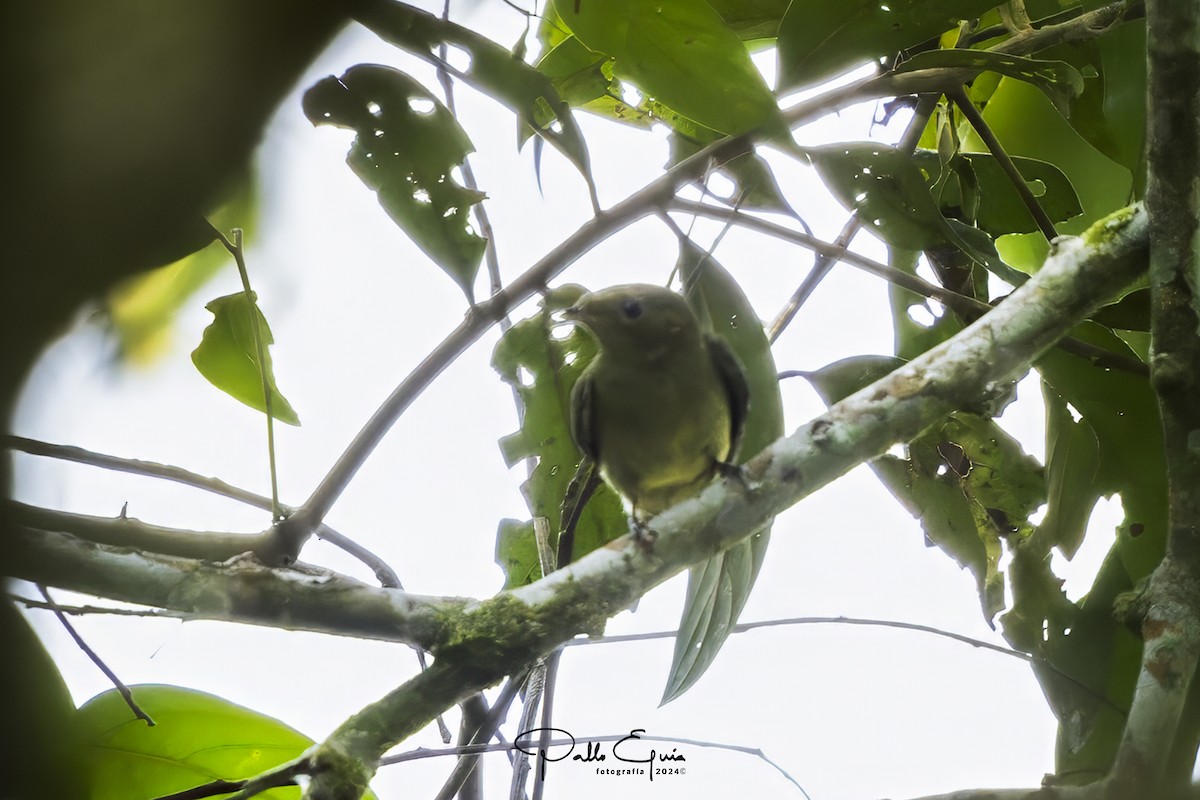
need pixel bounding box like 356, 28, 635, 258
620, 299, 642, 319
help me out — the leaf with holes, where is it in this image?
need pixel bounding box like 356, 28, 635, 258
191, 292, 300, 425
551, 0, 782, 137
354, 1, 595, 189
897, 51, 1084, 115
303, 65, 486, 300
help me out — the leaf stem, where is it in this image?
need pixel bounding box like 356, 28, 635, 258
948, 85, 1059, 242
211, 225, 282, 520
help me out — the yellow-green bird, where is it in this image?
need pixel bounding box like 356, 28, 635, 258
564, 284, 750, 518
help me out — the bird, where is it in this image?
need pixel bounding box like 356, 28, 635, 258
564, 283, 749, 521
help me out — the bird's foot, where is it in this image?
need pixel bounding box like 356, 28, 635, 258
715, 460, 752, 493
630, 517, 658, 551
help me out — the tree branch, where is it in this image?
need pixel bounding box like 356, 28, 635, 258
1106, 0, 1200, 793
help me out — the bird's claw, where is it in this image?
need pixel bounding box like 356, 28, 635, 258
630, 517, 658, 551
715, 460, 752, 493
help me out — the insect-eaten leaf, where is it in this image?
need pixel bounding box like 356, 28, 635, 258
660, 240, 785, 704
353, 1, 595, 189
896, 51, 1084, 116
303, 65, 486, 301
808, 142, 1026, 284
78, 684, 378, 800
492, 287, 628, 590
191, 292, 300, 426
551, 0, 784, 138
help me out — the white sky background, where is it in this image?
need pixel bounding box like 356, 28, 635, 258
12, 2, 1125, 798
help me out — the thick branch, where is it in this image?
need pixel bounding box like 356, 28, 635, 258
1108, 0, 1200, 793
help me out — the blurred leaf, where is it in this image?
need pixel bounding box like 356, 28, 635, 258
777, 0, 997, 90
808, 143, 1007, 277
492, 292, 628, 589
191, 292, 300, 426
355, 0, 595, 186
107, 184, 256, 364
661, 239, 785, 704
897, 50, 1084, 114
79, 685, 377, 800
706, 0, 790, 39
0, 603, 85, 800
303, 65, 485, 300
551, 0, 782, 136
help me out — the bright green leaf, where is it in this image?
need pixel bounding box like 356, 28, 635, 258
777, 0, 997, 90
661, 239, 785, 704
191, 292, 300, 426
79, 685, 376, 800
551, 0, 782, 136
303, 66, 486, 300
1039, 384, 1102, 559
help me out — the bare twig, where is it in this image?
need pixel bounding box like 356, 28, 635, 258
673, 200, 1151, 377
4, 435, 401, 587
36, 584, 154, 726
432, 673, 527, 800
947, 86, 1058, 242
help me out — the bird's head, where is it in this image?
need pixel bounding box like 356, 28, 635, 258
563, 284, 701, 357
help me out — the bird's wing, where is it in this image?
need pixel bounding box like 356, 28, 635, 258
569, 372, 599, 460
706, 334, 750, 462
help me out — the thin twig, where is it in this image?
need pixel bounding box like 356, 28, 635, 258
4, 435, 402, 587
673, 200, 1151, 377
947, 86, 1058, 241
564, 614, 1125, 714
153, 756, 310, 800
210, 225, 282, 520
433, 673, 527, 800
769, 93, 940, 343
12, 596, 178, 618
36, 585, 155, 726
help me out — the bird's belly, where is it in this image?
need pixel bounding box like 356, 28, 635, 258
593, 371, 730, 513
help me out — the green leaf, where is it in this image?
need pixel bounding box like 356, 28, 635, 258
927, 151, 1084, 237
303, 65, 486, 300
887, 247, 965, 360
551, 0, 782, 137
802, 354, 905, 404
897, 50, 1084, 115
354, 1, 595, 186
1, 603, 86, 800
1039, 385, 1101, 559
534, 36, 654, 129
79, 685, 377, 800
807, 142, 1007, 277
777, 0, 997, 90
1036, 323, 1164, 584
491, 289, 628, 589
191, 292, 300, 426
661, 239, 785, 704
669, 134, 795, 214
